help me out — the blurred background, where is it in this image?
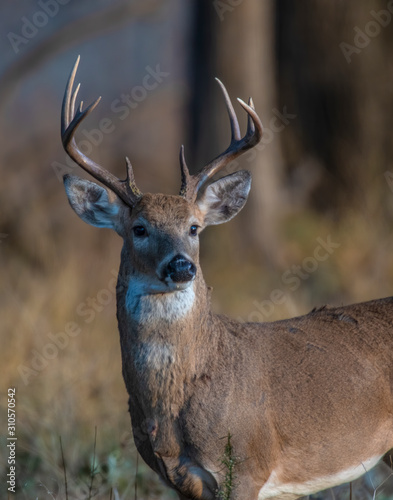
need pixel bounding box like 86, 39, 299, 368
1, 0, 393, 498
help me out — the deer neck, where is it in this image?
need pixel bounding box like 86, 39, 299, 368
118, 263, 209, 328
116, 262, 213, 385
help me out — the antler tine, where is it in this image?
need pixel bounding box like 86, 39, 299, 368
237, 97, 261, 146
125, 157, 143, 199
180, 80, 263, 202
178, 145, 196, 198
215, 78, 241, 142
70, 83, 81, 122
246, 97, 256, 135
61, 57, 142, 207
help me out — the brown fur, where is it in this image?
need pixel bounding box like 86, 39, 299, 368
113, 195, 393, 499
64, 171, 393, 498
64, 176, 393, 498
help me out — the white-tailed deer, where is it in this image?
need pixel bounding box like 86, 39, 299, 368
62, 57, 393, 499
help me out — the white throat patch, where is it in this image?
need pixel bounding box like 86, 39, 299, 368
125, 279, 196, 324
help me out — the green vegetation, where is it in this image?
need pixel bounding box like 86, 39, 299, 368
216, 432, 237, 500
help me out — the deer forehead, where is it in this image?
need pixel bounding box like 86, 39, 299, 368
130, 193, 203, 228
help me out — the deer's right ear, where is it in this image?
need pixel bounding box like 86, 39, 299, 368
63, 175, 123, 229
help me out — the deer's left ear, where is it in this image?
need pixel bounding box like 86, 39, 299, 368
63, 174, 123, 230
197, 170, 251, 226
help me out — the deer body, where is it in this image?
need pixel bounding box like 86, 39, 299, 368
61, 58, 393, 499
117, 246, 393, 499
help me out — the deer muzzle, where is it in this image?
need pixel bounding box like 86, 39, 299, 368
164, 254, 196, 284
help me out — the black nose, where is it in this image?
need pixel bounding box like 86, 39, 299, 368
165, 255, 196, 283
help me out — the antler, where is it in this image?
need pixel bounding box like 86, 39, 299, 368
179, 78, 263, 202
61, 56, 142, 207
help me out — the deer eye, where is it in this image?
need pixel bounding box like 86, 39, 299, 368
133, 225, 147, 237
190, 225, 199, 236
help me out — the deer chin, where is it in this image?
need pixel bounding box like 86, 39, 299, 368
126, 278, 196, 322
163, 277, 195, 292
126, 275, 194, 300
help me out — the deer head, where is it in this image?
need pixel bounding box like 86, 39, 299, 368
62, 57, 263, 295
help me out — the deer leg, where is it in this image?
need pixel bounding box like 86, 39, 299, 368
383, 449, 393, 468
159, 455, 218, 500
